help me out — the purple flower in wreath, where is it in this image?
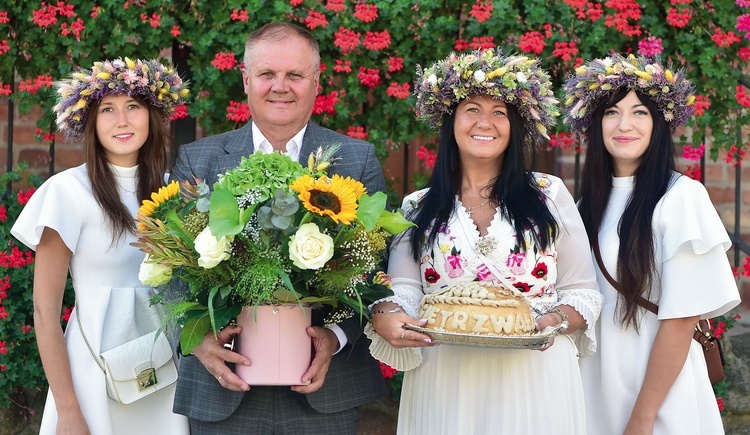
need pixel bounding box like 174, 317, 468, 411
445, 254, 465, 278
506, 251, 527, 275
475, 263, 497, 281
424, 267, 441, 283
513, 282, 532, 293
531, 263, 548, 279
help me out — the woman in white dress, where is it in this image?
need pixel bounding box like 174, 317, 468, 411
565, 53, 740, 434
366, 49, 603, 434
11, 58, 190, 435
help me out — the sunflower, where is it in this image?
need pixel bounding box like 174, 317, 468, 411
138, 181, 182, 220
290, 174, 365, 224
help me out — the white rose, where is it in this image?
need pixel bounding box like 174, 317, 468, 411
138, 256, 173, 287
473, 70, 486, 83
288, 223, 334, 270
194, 227, 233, 269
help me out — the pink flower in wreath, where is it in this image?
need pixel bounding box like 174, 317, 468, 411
506, 251, 527, 275
445, 255, 465, 279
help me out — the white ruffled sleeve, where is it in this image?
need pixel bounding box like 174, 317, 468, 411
365, 190, 426, 371
11, 169, 83, 253
656, 176, 740, 320
545, 176, 603, 356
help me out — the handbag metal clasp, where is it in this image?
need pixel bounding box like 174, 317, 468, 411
137, 368, 157, 390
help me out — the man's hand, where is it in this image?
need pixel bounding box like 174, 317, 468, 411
292, 326, 338, 394
192, 324, 252, 392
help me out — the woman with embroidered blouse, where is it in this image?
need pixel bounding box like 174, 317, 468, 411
565, 54, 740, 434
366, 49, 603, 434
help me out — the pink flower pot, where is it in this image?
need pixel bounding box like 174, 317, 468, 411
233, 305, 313, 385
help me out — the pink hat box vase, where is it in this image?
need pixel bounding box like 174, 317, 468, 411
234, 304, 313, 386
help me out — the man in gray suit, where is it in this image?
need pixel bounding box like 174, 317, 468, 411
169, 22, 387, 434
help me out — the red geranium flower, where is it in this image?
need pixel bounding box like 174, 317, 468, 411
518, 31, 546, 55
17, 188, 36, 205
334, 27, 360, 54
469, 0, 493, 23
347, 126, 369, 140
226, 101, 251, 123
334, 59, 352, 73
0, 39, 9, 56
304, 11, 328, 30
357, 67, 381, 88
354, 4, 378, 22
387, 57, 404, 73
379, 362, 398, 379
386, 82, 410, 99
230, 9, 249, 22
211, 52, 238, 71
326, 0, 346, 12
363, 30, 391, 51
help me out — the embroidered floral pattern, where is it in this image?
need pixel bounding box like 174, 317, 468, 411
424, 268, 441, 283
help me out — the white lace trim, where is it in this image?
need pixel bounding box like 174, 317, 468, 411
556, 289, 604, 356
369, 284, 423, 318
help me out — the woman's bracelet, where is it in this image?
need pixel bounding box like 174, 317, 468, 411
371, 306, 403, 316
551, 308, 568, 325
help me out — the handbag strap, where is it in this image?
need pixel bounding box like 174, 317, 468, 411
591, 237, 659, 315
75, 300, 107, 374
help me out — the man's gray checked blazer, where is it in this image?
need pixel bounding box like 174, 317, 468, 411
169, 121, 388, 422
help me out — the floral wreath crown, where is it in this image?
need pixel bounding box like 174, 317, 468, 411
563, 53, 695, 136
414, 48, 559, 147
53, 57, 190, 141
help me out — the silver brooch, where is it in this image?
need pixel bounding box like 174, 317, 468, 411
475, 235, 497, 256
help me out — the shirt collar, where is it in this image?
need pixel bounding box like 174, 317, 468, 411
251, 121, 307, 162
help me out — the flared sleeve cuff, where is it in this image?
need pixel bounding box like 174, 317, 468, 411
659, 243, 740, 320
10, 171, 82, 253
365, 323, 423, 371
659, 177, 731, 262
556, 289, 604, 356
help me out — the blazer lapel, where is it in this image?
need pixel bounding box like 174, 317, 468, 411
299, 122, 324, 164
216, 122, 256, 176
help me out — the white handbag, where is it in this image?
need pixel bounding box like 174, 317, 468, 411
99, 330, 178, 404
76, 295, 178, 404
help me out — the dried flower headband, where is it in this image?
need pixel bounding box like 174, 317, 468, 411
414, 48, 559, 147
562, 53, 695, 135
53, 57, 190, 141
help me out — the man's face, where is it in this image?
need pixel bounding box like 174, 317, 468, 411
242, 35, 320, 137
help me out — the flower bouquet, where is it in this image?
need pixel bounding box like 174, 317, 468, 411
133, 145, 413, 357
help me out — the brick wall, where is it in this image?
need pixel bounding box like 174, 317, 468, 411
3, 97, 749, 311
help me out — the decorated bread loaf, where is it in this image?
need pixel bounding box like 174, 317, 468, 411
418, 281, 535, 335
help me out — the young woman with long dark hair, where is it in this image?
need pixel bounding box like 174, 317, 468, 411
566, 53, 740, 434
11, 58, 190, 435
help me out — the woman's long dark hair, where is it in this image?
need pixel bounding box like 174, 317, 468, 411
578, 88, 676, 330
83, 96, 172, 244
407, 102, 558, 261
